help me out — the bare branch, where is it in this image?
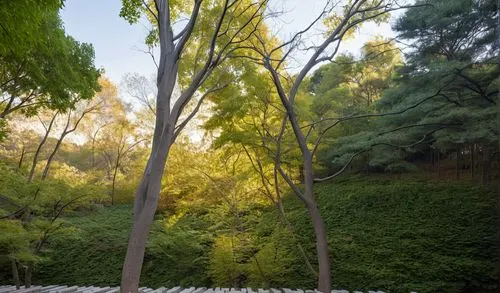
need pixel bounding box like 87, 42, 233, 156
172, 82, 229, 142
142, 0, 159, 24
174, 0, 203, 56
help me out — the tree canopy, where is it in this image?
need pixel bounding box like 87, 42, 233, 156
0, 0, 101, 126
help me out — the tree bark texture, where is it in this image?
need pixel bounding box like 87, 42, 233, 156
121, 41, 178, 293
303, 154, 331, 293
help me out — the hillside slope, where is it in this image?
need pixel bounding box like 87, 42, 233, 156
4, 177, 496, 293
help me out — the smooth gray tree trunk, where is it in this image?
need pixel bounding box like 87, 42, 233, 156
302, 154, 331, 293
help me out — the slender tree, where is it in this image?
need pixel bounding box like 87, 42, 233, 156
100, 120, 146, 205
119, 1, 267, 291
243, 1, 418, 291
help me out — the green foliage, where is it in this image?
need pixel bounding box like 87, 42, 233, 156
279, 177, 499, 293
247, 229, 297, 288
146, 217, 213, 287
394, 0, 497, 62
0, 0, 101, 120
11, 178, 497, 293
317, 0, 499, 173
34, 206, 132, 286
209, 235, 247, 287
0, 220, 37, 263
33, 206, 213, 287
0, 161, 107, 283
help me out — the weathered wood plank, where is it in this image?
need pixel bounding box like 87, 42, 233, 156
82, 287, 97, 293
45, 286, 67, 293
88, 286, 110, 293
179, 287, 195, 293
151, 287, 166, 293
166, 287, 182, 293
62, 286, 78, 293
103, 287, 119, 293
191, 287, 205, 293
77, 286, 96, 293
39, 286, 59, 293
48, 286, 70, 293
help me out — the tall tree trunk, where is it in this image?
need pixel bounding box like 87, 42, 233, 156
121, 117, 173, 293
28, 113, 58, 181
11, 259, 20, 289
303, 154, 331, 293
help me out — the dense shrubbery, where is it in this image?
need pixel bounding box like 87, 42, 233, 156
13, 177, 498, 293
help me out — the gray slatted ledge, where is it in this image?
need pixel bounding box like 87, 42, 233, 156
0, 286, 413, 293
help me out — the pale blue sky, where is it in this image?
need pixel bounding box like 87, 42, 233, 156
60, 0, 400, 84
